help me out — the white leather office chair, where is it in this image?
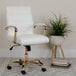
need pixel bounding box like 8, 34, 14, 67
5, 6, 49, 74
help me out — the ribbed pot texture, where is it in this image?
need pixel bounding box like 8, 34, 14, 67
50, 36, 64, 45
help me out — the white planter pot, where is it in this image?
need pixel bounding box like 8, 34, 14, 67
50, 36, 64, 45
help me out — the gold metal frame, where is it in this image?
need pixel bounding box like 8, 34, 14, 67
8, 46, 43, 69
5, 26, 18, 44
5, 25, 47, 74
34, 24, 48, 35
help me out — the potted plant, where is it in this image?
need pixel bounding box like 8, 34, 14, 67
48, 15, 70, 45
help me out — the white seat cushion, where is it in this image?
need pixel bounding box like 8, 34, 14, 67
17, 34, 49, 45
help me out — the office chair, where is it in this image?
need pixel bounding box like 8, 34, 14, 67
5, 6, 49, 74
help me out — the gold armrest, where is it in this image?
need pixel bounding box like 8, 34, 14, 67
5, 26, 18, 44
34, 23, 48, 35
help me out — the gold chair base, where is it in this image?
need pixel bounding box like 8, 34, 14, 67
7, 46, 46, 74
7, 58, 45, 74
12, 58, 43, 67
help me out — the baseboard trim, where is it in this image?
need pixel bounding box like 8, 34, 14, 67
0, 48, 76, 58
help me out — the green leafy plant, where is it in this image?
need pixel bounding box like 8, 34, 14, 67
48, 15, 70, 37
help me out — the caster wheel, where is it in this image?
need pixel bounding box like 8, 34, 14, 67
21, 70, 26, 75
41, 68, 46, 72
7, 65, 12, 70
19, 63, 22, 65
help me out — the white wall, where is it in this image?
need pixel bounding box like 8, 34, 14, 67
0, 0, 76, 58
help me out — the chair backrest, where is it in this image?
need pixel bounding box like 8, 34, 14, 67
6, 6, 34, 38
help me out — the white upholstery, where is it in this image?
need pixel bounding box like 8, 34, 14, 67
6, 6, 34, 37
6, 6, 49, 45
17, 34, 49, 45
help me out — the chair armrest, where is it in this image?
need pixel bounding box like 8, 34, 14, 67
34, 23, 48, 35
5, 26, 18, 44
34, 23, 47, 27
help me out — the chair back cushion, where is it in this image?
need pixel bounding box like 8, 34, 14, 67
6, 6, 34, 40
